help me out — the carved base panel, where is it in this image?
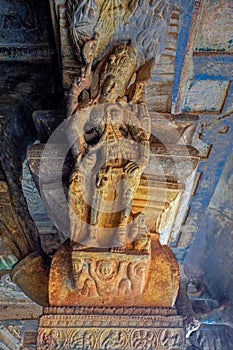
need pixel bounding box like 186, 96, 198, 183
48, 237, 179, 308
37, 307, 186, 350
49, 247, 151, 306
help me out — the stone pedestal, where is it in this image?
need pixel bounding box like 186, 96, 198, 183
48, 236, 179, 308
37, 307, 186, 349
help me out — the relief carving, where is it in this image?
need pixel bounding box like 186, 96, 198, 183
131, 330, 158, 349
67, 0, 139, 61
66, 41, 154, 115
37, 322, 186, 350
89, 258, 148, 298
71, 257, 98, 298
68, 102, 150, 249
67, 329, 97, 350
49, 249, 150, 305
131, 213, 151, 253
100, 329, 128, 349
51, 0, 171, 87
38, 329, 63, 350
0, 0, 203, 348
160, 328, 184, 349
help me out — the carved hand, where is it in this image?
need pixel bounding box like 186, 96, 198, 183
78, 67, 92, 90
67, 69, 93, 116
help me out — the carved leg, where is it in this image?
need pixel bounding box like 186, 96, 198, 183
69, 174, 87, 243
111, 175, 141, 250
87, 189, 100, 246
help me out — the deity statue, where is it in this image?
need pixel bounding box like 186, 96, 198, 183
66, 40, 153, 249
68, 102, 150, 248
0, 1, 195, 347
1, 0, 186, 319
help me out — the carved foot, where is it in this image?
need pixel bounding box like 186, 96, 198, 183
110, 242, 125, 252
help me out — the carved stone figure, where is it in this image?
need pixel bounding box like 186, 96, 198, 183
0, 3, 198, 349
131, 213, 151, 253
66, 0, 139, 62
68, 102, 150, 248
67, 41, 137, 115
72, 257, 98, 297
49, 247, 151, 305
64, 22, 156, 252
131, 330, 157, 349
101, 329, 127, 349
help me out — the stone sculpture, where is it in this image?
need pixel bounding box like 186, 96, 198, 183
0, 0, 201, 348
45, 0, 182, 310
68, 102, 150, 249
65, 35, 153, 252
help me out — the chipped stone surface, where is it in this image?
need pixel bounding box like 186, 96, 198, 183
194, 0, 233, 53
182, 80, 229, 113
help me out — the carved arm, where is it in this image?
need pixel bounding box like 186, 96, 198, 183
67, 70, 92, 118
126, 116, 150, 173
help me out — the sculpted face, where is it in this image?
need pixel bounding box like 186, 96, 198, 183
73, 258, 84, 274
98, 261, 114, 277
138, 213, 146, 227
98, 43, 136, 103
